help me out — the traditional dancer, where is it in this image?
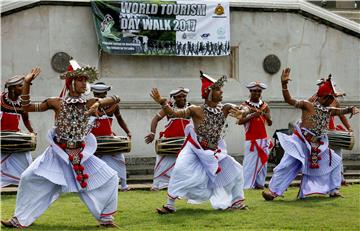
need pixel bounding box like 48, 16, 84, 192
1, 60, 120, 228
1, 74, 35, 187
90, 82, 131, 191
144, 87, 191, 190
262, 68, 359, 200
310, 78, 353, 185
151, 71, 251, 214
238, 81, 272, 189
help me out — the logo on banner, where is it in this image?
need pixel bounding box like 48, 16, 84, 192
214, 4, 224, 15
100, 14, 121, 41
217, 27, 226, 39
182, 33, 197, 40
213, 3, 226, 18
201, 33, 210, 39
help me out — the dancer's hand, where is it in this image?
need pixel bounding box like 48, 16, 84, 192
281, 67, 291, 85
144, 133, 155, 144
350, 106, 359, 119
24, 67, 41, 84
85, 102, 100, 117
229, 106, 247, 120
150, 88, 167, 105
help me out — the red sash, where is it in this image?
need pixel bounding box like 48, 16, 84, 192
245, 116, 267, 140
249, 140, 269, 165
160, 118, 190, 138
245, 115, 269, 165
0, 112, 20, 132
91, 118, 113, 136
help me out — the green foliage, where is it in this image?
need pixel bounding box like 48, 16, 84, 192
1, 185, 360, 230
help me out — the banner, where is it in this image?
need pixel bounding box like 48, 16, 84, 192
91, 0, 230, 56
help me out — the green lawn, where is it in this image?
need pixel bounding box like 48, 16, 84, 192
1, 185, 360, 230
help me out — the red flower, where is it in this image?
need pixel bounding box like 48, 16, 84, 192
83, 173, 89, 179
310, 163, 320, 169
73, 165, 79, 171
76, 174, 83, 181
80, 142, 86, 148
78, 153, 83, 159
68, 155, 74, 161
79, 165, 85, 171
59, 143, 67, 149
80, 181, 87, 188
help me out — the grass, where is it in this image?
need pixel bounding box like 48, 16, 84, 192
1, 185, 360, 231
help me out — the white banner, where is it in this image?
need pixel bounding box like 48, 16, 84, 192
92, 0, 230, 56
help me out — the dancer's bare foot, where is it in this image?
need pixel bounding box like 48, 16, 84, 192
262, 190, 276, 201
98, 221, 119, 228
156, 205, 176, 215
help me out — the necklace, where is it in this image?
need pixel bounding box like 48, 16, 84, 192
246, 99, 263, 109
203, 103, 223, 114
64, 95, 87, 104
4, 92, 21, 106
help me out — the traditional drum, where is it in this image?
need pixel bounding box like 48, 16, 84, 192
95, 136, 131, 154
0, 131, 37, 153
268, 129, 292, 165
155, 137, 185, 156
327, 130, 355, 150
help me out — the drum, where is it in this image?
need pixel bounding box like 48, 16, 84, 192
268, 129, 292, 165
155, 137, 185, 156
0, 131, 37, 153
95, 136, 131, 154
327, 130, 355, 150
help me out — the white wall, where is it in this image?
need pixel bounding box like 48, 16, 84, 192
1, 5, 359, 157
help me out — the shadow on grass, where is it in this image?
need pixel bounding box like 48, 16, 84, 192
262, 195, 343, 206
155, 207, 250, 225
3, 224, 103, 231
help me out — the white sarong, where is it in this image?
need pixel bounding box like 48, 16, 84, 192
12, 129, 119, 227
152, 155, 176, 190
243, 138, 270, 189
1, 151, 32, 187
269, 125, 342, 198
168, 125, 245, 210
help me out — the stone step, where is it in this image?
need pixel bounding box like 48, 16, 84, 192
124, 154, 360, 164
127, 174, 153, 184
343, 160, 360, 170
2, 179, 359, 195
127, 170, 360, 184
330, 9, 360, 22
124, 159, 360, 176
331, 10, 360, 16
342, 153, 360, 161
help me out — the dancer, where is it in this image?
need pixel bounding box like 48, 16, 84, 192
2, 60, 120, 228
262, 68, 359, 200
151, 71, 251, 214
144, 87, 191, 190
238, 81, 272, 189
310, 78, 353, 185
90, 82, 131, 191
